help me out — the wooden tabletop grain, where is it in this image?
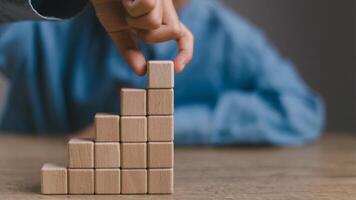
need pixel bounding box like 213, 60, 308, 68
0, 133, 355, 200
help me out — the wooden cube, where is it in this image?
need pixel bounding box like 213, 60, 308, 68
68, 169, 94, 194
148, 89, 174, 115
41, 163, 67, 194
95, 113, 120, 142
95, 143, 120, 168
68, 139, 94, 168
120, 88, 146, 116
148, 169, 173, 194
121, 169, 147, 194
148, 116, 174, 141
121, 116, 147, 142
95, 169, 120, 194
148, 142, 174, 168
147, 61, 174, 89
121, 143, 146, 168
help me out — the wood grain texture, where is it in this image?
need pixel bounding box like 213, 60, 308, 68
121, 169, 147, 194
0, 133, 356, 199
41, 163, 67, 194
120, 116, 147, 142
148, 116, 174, 141
68, 139, 94, 168
147, 60, 174, 89
68, 169, 94, 194
148, 168, 173, 194
120, 88, 147, 116
148, 89, 174, 115
121, 143, 147, 169
95, 142, 120, 168
95, 113, 120, 142
95, 169, 120, 194
148, 142, 174, 168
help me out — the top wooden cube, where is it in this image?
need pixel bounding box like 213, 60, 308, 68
147, 61, 174, 89
120, 88, 147, 116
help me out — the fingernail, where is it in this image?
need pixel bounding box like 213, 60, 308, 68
180, 64, 186, 71
175, 63, 185, 73
136, 61, 147, 76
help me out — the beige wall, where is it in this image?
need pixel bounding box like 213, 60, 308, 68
221, 0, 356, 131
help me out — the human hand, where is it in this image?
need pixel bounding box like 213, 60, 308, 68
91, 0, 194, 75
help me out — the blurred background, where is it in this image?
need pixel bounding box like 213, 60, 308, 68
0, 0, 354, 132
221, 0, 355, 132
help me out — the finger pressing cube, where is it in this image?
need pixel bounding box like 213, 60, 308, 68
121, 143, 146, 169
95, 169, 121, 194
120, 88, 147, 116
148, 169, 174, 194
121, 169, 147, 194
148, 116, 174, 142
95, 142, 120, 168
121, 116, 147, 142
68, 169, 94, 194
148, 142, 174, 168
41, 163, 67, 194
147, 61, 174, 89
68, 139, 94, 168
95, 113, 120, 142
148, 89, 174, 115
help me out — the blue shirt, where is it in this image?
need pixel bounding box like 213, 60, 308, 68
0, 0, 325, 146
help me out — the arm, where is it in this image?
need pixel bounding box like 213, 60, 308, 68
175, 17, 325, 146
0, 0, 88, 23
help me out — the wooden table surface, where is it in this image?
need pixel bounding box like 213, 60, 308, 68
0, 133, 356, 200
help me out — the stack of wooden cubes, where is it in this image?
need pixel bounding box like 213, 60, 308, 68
41, 61, 174, 195
146, 61, 174, 194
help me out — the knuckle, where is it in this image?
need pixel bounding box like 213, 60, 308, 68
147, 15, 162, 29
170, 24, 182, 38
183, 24, 194, 42
149, 21, 161, 30
126, 0, 156, 17
126, 8, 140, 17
143, 0, 156, 12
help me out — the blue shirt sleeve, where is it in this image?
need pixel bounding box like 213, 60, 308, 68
174, 0, 325, 146
0, 23, 28, 78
